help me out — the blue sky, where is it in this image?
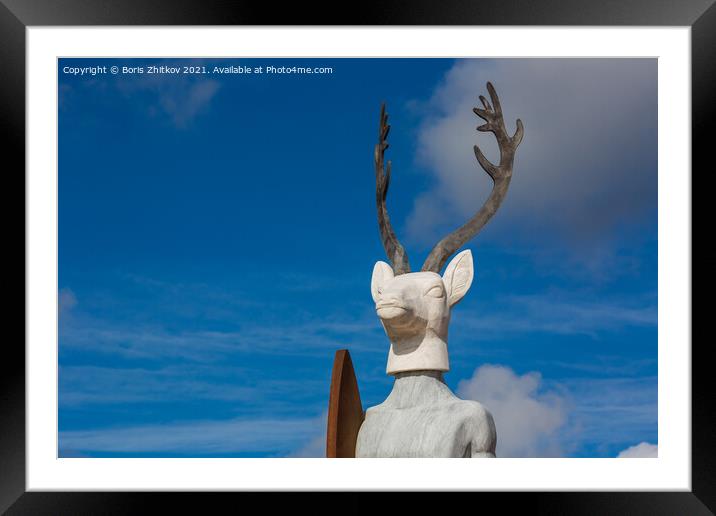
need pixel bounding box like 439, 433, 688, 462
58, 58, 658, 458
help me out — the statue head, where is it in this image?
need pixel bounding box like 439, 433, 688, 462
371, 250, 474, 374
372, 82, 522, 375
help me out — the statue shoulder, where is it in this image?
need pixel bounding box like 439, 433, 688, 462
456, 400, 497, 456
455, 399, 493, 420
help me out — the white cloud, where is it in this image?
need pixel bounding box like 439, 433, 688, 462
114, 61, 221, 128
59, 413, 324, 455
59, 272, 386, 361
617, 441, 657, 458
288, 411, 328, 457
564, 376, 657, 447
57, 367, 658, 458
452, 291, 656, 341
406, 59, 657, 252
289, 434, 326, 458
58, 288, 77, 316
536, 356, 656, 377
58, 364, 326, 406
60, 315, 384, 361
455, 366, 657, 458
457, 364, 569, 457
158, 79, 221, 128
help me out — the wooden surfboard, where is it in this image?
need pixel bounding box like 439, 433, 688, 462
326, 349, 364, 458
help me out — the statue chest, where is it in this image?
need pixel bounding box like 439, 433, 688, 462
355, 404, 470, 458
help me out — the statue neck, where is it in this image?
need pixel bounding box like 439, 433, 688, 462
383, 370, 457, 408
385, 331, 449, 374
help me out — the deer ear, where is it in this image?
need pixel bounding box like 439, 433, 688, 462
443, 250, 474, 307
371, 261, 394, 303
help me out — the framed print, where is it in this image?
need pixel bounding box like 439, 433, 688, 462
4, 0, 712, 513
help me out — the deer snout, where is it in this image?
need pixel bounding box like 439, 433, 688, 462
376, 296, 410, 320
376, 295, 402, 308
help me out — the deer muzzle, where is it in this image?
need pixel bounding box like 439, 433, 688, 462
375, 300, 408, 320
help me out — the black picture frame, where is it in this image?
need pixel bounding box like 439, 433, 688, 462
3, 0, 711, 513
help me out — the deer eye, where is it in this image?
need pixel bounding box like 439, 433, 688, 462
425, 285, 444, 298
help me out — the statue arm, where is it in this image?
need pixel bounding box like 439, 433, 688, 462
467, 405, 497, 458
472, 450, 496, 458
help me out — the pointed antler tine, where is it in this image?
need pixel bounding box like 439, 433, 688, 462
473, 107, 491, 123
379, 103, 388, 134
383, 124, 391, 141
512, 119, 524, 147
374, 103, 411, 275
486, 82, 502, 115
474, 145, 498, 180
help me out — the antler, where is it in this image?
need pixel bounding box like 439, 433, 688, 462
421, 82, 524, 273
375, 103, 411, 275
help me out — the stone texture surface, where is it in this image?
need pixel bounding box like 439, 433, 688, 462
355, 371, 496, 458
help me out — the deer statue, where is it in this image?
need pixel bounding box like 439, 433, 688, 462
354, 82, 524, 458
